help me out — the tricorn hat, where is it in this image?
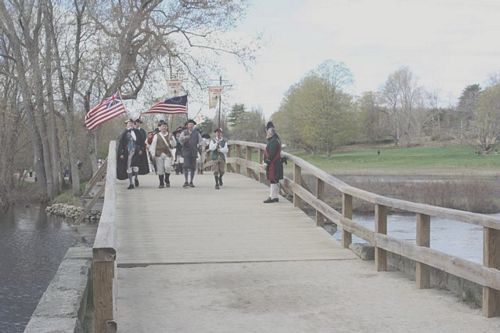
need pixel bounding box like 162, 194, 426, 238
186, 119, 197, 125
214, 128, 223, 133
125, 118, 134, 124
134, 118, 143, 124
158, 120, 167, 126
266, 121, 274, 130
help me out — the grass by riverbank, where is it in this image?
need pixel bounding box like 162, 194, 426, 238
291, 144, 500, 175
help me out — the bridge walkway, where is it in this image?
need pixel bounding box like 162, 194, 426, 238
114, 173, 500, 332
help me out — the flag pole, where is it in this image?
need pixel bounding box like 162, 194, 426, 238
218, 76, 223, 129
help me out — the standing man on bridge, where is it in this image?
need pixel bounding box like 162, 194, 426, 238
179, 119, 202, 188
149, 120, 176, 188
117, 119, 142, 189
209, 128, 228, 189
263, 125, 283, 203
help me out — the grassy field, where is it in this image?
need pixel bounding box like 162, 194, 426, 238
290, 144, 500, 175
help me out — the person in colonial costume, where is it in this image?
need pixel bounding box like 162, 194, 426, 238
263, 126, 283, 203
149, 120, 176, 188
133, 118, 150, 176
117, 119, 142, 189
179, 119, 202, 188
209, 128, 228, 189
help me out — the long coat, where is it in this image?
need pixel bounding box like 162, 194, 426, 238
135, 127, 150, 175
116, 128, 148, 180
264, 133, 283, 183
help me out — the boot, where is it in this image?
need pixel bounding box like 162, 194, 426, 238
218, 174, 223, 186
134, 172, 139, 187
165, 173, 170, 187
158, 174, 165, 188
214, 175, 220, 190
127, 173, 134, 189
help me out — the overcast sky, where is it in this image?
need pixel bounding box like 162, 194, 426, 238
212, 0, 500, 120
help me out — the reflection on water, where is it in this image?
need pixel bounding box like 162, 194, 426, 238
0, 205, 79, 333
334, 213, 497, 264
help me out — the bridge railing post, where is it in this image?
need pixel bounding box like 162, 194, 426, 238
342, 194, 352, 248
416, 213, 431, 289
315, 178, 325, 226
246, 146, 252, 178
235, 145, 241, 174
483, 227, 500, 317
375, 204, 388, 271
93, 249, 117, 333
293, 163, 302, 208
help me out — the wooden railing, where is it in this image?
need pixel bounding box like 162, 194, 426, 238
92, 141, 118, 333
227, 140, 500, 317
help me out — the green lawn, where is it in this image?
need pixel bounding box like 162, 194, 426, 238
291, 144, 500, 175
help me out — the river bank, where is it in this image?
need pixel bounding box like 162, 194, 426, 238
295, 173, 500, 214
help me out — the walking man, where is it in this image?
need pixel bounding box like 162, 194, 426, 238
117, 119, 141, 189
149, 120, 176, 188
179, 119, 202, 187
209, 128, 228, 189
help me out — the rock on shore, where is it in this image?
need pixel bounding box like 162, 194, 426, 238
45, 203, 101, 223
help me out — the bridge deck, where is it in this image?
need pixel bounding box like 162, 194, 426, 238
115, 173, 500, 332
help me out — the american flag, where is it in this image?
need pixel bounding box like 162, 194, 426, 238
85, 92, 126, 130
144, 95, 188, 114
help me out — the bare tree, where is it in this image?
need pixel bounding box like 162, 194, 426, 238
380, 67, 423, 145
474, 83, 500, 153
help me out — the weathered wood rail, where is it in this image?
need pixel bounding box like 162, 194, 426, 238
92, 141, 118, 333
227, 140, 500, 317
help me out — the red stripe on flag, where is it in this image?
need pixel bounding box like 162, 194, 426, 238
85, 102, 125, 130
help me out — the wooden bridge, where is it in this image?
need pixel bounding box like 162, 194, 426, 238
92, 141, 500, 332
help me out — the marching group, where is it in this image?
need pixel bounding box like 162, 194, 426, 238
116, 118, 283, 203
117, 118, 228, 190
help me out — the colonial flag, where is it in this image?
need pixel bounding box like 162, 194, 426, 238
144, 95, 188, 114
208, 86, 223, 109
85, 92, 126, 130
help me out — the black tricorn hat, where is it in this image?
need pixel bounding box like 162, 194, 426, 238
186, 119, 197, 125
158, 120, 167, 126
214, 128, 223, 133
266, 121, 274, 130
134, 118, 143, 124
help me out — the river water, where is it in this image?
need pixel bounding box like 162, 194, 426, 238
0, 205, 80, 333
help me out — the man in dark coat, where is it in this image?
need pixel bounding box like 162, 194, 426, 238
263, 127, 283, 203
117, 119, 143, 189
133, 119, 150, 175
179, 119, 202, 188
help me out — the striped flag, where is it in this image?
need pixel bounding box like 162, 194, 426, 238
144, 95, 188, 114
85, 92, 126, 130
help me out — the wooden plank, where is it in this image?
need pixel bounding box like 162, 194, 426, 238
375, 233, 500, 291
75, 185, 105, 225
416, 213, 431, 289
82, 159, 108, 198
483, 227, 500, 317
375, 204, 387, 272
342, 194, 353, 248
93, 141, 118, 331
284, 179, 374, 243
